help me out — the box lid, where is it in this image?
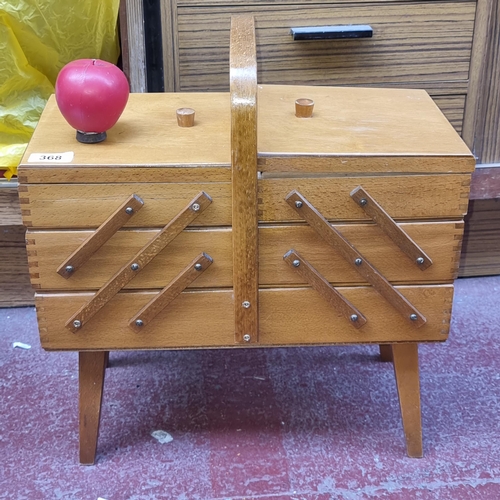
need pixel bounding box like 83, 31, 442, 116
20, 85, 474, 181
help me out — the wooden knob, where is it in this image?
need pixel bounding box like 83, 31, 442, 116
295, 98, 314, 118
176, 107, 195, 127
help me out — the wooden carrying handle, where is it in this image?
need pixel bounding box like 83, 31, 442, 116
230, 15, 259, 344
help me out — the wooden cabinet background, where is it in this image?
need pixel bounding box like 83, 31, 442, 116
127, 0, 499, 165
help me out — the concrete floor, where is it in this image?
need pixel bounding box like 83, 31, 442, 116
1, 276, 499, 499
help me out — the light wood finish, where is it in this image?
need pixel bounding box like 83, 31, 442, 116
27, 221, 464, 291
256, 86, 472, 163
230, 15, 259, 344
36, 284, 453, 350
19, 183, 229, 229
21, 12, 474, 461
66, 192, 211, 333
19, 88, 474, 177
392, 343, 423, 458
129, 252, 213, 332
295, 98, 314, 118
176, 107, 195, 127
79, 351, 107, 465
18, 166, 231, 185
19, 94, 231, 168
19, 173, 470, 229
283, 250, 367, 328
260, 174, 471, 222
350, 186, 432, 270
57, 194, 144, 278
286, 190, 426, 327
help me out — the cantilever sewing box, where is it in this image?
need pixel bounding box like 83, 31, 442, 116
18, 16, 474, 464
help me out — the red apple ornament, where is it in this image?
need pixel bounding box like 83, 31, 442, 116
55, 59, 129, 143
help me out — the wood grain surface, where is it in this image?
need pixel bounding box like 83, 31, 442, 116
35, 284, 453, 350
20, 173, 470, 228
129, 253, 213, 332
57, 194, 144, 278
392, 343, 423, 458
19, 183, 229, 228
65, 192, 211, 333
175, 2, 475, 94
230, 14, 259, 344
350, 186, 432, 270
256, 86, 473, 161
20, 94, 231, 168
79, 351, 107, 465
259, 174, 471, 223
27, 221, 463, 291
283, 249, 367, 328
286, 190, 426, 327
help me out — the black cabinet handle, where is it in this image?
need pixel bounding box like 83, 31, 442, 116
290, 25, 373, 41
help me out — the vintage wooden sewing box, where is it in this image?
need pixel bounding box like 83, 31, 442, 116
18, 17, 474, 464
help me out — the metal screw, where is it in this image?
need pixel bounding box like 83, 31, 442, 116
73, 320, 82, 329
194, 263, 203, 271
359, 198, 367, 206
125, 207, 134, 215
243, 334, 251, 342
350, 314, 359, 322
292, 259, 300, 267
65, 265, 74, 274
192, 203, 200, 212
295, 200, 303, 208
416, 257, 425, 265
410, 313, 418, 321
131, 263, 140, 271
242, 301, 251, 309
355, 258, 363, 266
135, 319, 144, 327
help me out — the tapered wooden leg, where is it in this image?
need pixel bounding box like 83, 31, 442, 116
392, 343, 423, 458
104, 351, 110, 368
79, 351, 107, 465
379, 344, 393, 362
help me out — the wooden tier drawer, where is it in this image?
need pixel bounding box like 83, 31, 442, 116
19, 174, 470, 228
36, 284, 452, 350
27, 221, 464, 291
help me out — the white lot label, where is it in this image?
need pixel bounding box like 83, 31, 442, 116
28, 152, 74, 163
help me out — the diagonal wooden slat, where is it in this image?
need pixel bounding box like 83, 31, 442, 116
66, 192, 212, 333
284, 249, 367, 329
350, 186, 433, 270
57, 194, 144, 278
129, 252, 213, 333
285, 190, 426, 328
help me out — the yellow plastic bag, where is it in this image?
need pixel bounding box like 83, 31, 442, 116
0, 1, 120, 179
